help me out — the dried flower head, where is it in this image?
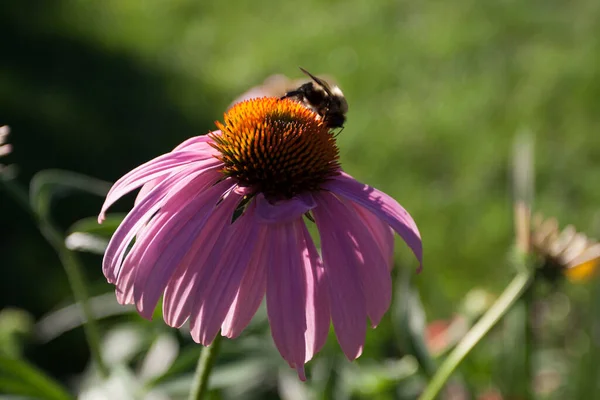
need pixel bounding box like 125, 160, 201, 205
99, 96, 422, 379
531, 214, 600, 282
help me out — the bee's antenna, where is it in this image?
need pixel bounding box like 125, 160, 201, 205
299, 67, 333, 96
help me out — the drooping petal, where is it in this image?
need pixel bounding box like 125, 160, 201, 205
162, 188, 242, 328
104, 182, 166, 284
324, 172, 423, 271
348, 201, 395, 271
182, 190, 243, 338
114, 210, 170, 305
221, 226, 269, 338
102, 165, 221, 283
114, 256, 137, 305
189, 202, 261, 345
312, 192, 367, 361
265, 222, 306, 379
104, 168, 198, 283
255, 195, 331, 362
297, 221, 330, 360
264, 217, 330, 381
134, 177, 162, 206
99, 152, 220, 221
172, 134, 216, 152
134, 135, 219, 205
255, 193, 316, 224
132, 178, 234, 319
318, 192, 392, 327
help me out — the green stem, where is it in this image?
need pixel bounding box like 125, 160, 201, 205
1, 179, 109, 378
38, 223, 109, 378
408, 306, 437, 378
188, 335, 223, 400
418, 271, 534, 400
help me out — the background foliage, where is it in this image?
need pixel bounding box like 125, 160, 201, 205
1, 0, 599, 398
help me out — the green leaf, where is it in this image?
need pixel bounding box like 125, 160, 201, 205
64, 232, 108, 254
36, 295, 137, 343
64, 214, 124, 254
343, 357, 420, 396
393, 268, 437, 378
67, 214, 125, 238
29, 169, 111, 219
0, 378, 40, 398
155, 359, 272, 398
0, 355, 73, 400
0, 308, 34, 358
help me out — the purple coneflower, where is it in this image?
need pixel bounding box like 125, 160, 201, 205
0, 126, 11, 158
0, 126, 12, 175
99, 97, 422, 380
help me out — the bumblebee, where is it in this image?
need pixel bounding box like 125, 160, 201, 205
281, 67, 348, 130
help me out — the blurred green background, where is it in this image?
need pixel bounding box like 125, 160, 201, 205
1, 0, 600, 398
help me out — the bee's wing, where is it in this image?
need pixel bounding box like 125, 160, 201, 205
228, 74, 299, 109
299, 67, 334, 96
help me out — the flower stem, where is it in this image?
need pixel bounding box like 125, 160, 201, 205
39, 223, 109, 378
418, 270, 534, 400
188, 335, 223, 400
1, 179, 109, 378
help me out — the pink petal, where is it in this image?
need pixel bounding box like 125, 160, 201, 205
115, 258, 136, 305
115, 209, 169, 304
324, 173, 423, 271
99, 152, 220, 222
104, 188, 164, 284
221, 226, 269, 338
135, 177, 161, 206
265, 222, 306, 378
322, 193, 392, 327
265, 218, 330, 381
104, 169, 195, 283
102, 166, 221, 283
312, 193, 367, 361
172, 134, 215, 152
132, 178, 234, 319
162, 188, 242, 328
297, 221, 330, 360
134, 135, 219, 205
189, 202, 261, 345
348, 202, 395, 271
255, 193, 316, 224
115, 206, 174, 304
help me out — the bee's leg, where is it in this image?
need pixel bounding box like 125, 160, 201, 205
280, 90, 303, 100
333, 126, 345, 138
281, 83, 313, 100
